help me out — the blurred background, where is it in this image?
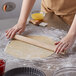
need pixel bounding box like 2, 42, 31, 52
0, 0, 41, 19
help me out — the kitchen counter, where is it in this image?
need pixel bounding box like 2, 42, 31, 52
0, 18, 76, 76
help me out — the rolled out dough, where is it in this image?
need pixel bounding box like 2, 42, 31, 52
5, 36, 55, 60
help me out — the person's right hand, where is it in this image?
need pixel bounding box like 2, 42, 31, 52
6, 23, 26, 39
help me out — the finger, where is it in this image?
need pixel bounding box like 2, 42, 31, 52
60, 43, 69, 53
5, 29, 10, 33
10, 29, 19, 39
6, 29, 12, 36
64, 44, 72, 51
55, 42, 62, 53
56, 43, 65, 54
55, 41, 60, 45
6, 29, 13, 38
6, 30, 10, 36
17, 29, 23, 35
7, 29, 14, 39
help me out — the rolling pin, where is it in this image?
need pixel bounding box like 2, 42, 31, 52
14, 35, 55, 52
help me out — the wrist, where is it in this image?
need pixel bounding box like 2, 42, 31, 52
18, 17, 27, 25
67, 31, 76, 38
18, 20, 26, 26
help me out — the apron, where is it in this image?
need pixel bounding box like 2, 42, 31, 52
41, 0, 76, 25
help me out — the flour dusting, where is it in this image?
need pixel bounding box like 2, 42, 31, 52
0, 24, 76, 76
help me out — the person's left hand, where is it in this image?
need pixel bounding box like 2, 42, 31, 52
55, 34, 76, 54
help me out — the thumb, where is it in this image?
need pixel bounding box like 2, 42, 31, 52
55, 41, 60, 45
17, 29, 23, 35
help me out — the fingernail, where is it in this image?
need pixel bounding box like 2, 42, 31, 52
55, 43, 57, 45
55, 42, 60, 45
62, 49, 64, 52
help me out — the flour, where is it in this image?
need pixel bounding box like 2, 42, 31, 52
0, 24, 76, 75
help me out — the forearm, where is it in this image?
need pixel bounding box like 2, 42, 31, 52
68, 14, 76, 36
18, 0, 36, 25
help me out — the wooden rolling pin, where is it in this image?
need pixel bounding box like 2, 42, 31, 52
14, 35, 55, 52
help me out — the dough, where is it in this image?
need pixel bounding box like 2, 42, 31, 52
5, 36, 55, 60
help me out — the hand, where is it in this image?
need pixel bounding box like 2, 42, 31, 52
55, 34, 76, 54
6, 23, 26, 39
